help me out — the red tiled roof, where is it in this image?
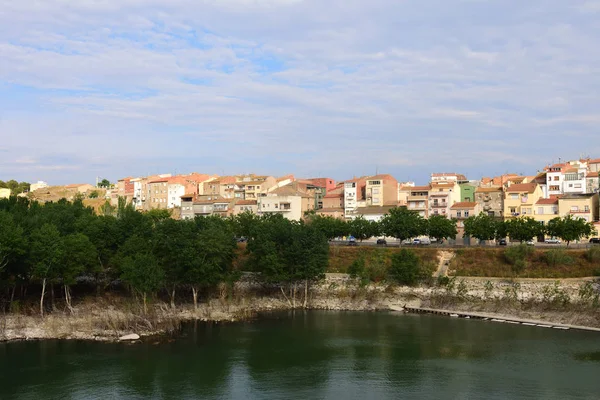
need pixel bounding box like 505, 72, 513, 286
451, 202, 477, 209
409, 185, 430, 191
586, 172, 599, 178
536, 198, 558, 205
505, 183, 537, 193
475, 186, 503, 193
236, 200, 257, 206
586, 158, 600, 164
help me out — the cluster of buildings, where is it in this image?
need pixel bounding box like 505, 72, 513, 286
22, 157, 600, 242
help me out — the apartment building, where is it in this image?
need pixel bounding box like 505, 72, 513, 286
397, 182, 415, 206
503, 183, 543, 219
428, 181, 460, 217
450, 202, 482, 245
258, 185, 314, 221
406, 185, 429, 218
344, 178, 367, 219
474, 187, 504, 219
146, 177, 170, 210
117, 177, 134, 203
233, 200, 258, 215
558, 193, 599, 223
532, 198, 559, 226
545, 160, 587, 196
430, 173, 468, 183
242, 176, 277, 201
365, 174, 398, 206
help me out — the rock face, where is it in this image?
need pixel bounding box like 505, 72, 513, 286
119, 333, 140, 341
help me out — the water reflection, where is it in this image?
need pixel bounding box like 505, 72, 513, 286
2, 312, 600, 399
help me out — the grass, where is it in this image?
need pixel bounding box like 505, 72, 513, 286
327, 246, 439, 274
452, 247, 600, 278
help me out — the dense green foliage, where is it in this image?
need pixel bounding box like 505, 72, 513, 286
463, 212, 499, 242
388, 249, 432, 286
0, 180, 30, 194
0, 196, 331, 315
546, 215, 596, 246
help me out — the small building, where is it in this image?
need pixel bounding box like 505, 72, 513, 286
354, 205, 397, 222
503, 183, 543, 219
532, 198, 559, 227
233, 200, 258, 215
0, 188, 10, 199
366, 174, 399, 207
180, 194, 195, 220
558, 193, 599, 224
450, 201, 481, 245
406, 185, 429, 218
30, 181, 49, 192
474, 186, 504, 219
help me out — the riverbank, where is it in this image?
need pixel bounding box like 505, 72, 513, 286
2, 274, 600, 343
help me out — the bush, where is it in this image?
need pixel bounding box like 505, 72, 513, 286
578, 281, 596, 303
544, 249, 574, 267
503, 244, 534, 265
389, 249, 427, 286
541, 281, 570, 306
586, 246, 600, 263
347, 256, 369, 287
483, 280, 494, 300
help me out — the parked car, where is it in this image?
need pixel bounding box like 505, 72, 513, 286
420, 238, 431, 245
402, 239, 412, 245
236, 237, 248, 243
376, 238, 387, 246
412, 238, 421, 245
589, 238, 600, 244
526, 240, 535, 246
348, 236, 357, 246
498, 239, 507, 246
545, 238, 561, 244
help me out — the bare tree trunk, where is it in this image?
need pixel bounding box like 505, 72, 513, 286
279, 287, 292, 307
292, 283, 297, 309
40, 278, 46, 317
64, 285, 74, 314
143, 292, 147, 315
192, 287, 198, 311
170, 286, 176, 309
303, 279, 308, 309
10, 285, 16, 305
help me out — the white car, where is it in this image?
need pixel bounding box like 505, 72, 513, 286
544, 238, 561, 244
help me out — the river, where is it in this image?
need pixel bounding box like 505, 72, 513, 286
1, 311, 600, 399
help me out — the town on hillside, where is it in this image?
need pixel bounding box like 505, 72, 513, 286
11, 157, 600, 243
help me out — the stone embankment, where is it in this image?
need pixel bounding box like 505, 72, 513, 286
2, 273, 599, 343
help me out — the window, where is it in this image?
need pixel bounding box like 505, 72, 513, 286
510, 207, 516, 213
456, 211, 462, 218
372, 188, 380, 195
571, 206, 579, 212
464, 211, 469, 217
585, 205, 590, 212
575, 184, 582, 189
275, 204, 278, 209
487, 211, 495, 217
510, 194, 518, 200
569, 184, 573, 188
373, 197, 380, 203
369, 180, 381, 185
538, 207, 544, 215
554, 176, 559, 181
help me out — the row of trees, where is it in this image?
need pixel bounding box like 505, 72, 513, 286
464, 213, 596, 245
0, 197, 330, 315
0, 180, 30, 194
306, 208, 458, 243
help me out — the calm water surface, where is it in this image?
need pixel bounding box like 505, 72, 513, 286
2, 311, 600, 399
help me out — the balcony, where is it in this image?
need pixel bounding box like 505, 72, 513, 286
280, 203, 291, 211
431, 203, 447, 208
408, 195, 427, 201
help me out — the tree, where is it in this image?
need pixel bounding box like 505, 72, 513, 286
495, 220, 508, 241
59, 233, 97, 312
98, 179, 111, 188
505, 217, 544, 243
88, 190, 99, 199
464, 212, 497, 243
546, 215, 597, 246
305, 214, 349, 240
388, 249, 428, 286
29, 224, 64, 317
349, 216, 380, 241
0, 211, 27, 279
426, 214, 458, 242
380, 207, 427, 243
120, 252, 164, 314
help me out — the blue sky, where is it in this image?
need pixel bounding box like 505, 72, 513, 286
1, 0, 599, 185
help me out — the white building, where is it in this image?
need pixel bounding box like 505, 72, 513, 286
30, 181, 49, 191
545, 160, 588, 197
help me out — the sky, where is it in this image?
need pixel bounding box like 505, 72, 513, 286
1, 0, 599, 185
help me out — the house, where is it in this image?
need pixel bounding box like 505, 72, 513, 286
180, 194, 195, 220
146, 176, 171, 210
558, 193, 599, 224
30, 181, 49, 191
316, 186, 345, 219
428, 181, 461, 217
503, 183, 543, 219
167, 174, 212, 209
586, 158, 600, 174
365, 174, 398, 207
299, 178, 336, 193
459, 182, 477, 202
544, 160, 588, 196
131, 178, 144, 209
233, 200, 258, 215
474, 187, 504, 219
449, 202, 482, 245
343, 177, 367, 220
240, 176, 277, 201
354, 205, 397, 222
258, 185, 314, 221
532, 198, 559, 227
586, 171, 600, 194
117, 177, 135, 203
405, 185, 429, 218
397, 182, 415, 206
431, 173, 468, 183
0, 188, 10, 199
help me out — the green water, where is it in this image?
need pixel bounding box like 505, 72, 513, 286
1, 312, 600, 399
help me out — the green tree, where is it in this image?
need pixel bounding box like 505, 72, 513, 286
98, 179, 111, 188
29, 224, 64, 316
305, 214, 349, 240
463, 212, 497, 243
505, 217, 544, 243
88, 190, 99, 199
120, 252, 164, 314
349, 216, 380, 241
495, 220, 508, 241
0, 211, 27, 281
388, 249, 427, 286
426, 214, 458, 242
59, 233, 97, 312
546, 215, 596, 246
380, 207, 427, 243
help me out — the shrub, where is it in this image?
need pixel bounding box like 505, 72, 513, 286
504, 282, 520, 302
541, 281, 570, 306
503, 244, 534, 265
544, 249, 574, 267
389, 249, 426, 286
456, 280, 468, 299
347, 256, 369, 287
483, 280, 494, 300
586, 246, 600, 263
437, 276, 450, 287
578, 281, 596, 303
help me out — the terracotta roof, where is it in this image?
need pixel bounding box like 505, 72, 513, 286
148, 178, 170, 184
236, 200, 257, 206
368, 174, 397, 181
430, 181, 455, 187
180, 193, 196, 199
215, 176, 237, 185
451, 202, 477, 209
409, 185, 430, 191
586, 172, 599, 178
269, 186, 312, 198
564, 167, 578, 173
432, 173, 468, 180
324, 192, 343, 199
505, 183, 537, 193
536, 198, 558, 205
276, 174, 295, 183
586, 158, 600, 164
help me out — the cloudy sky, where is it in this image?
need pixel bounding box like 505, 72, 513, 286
1, 0, 599, 185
